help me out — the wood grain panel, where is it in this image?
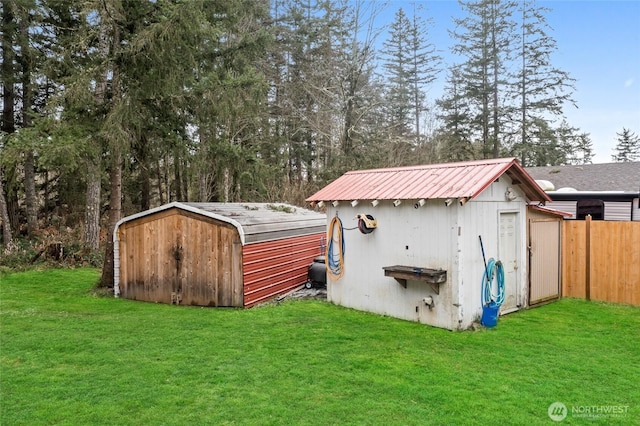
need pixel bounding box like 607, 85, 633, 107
118, 208, 243, 307
563, 220, 640, 305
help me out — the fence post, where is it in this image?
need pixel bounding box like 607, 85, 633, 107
585, 214, 591, 301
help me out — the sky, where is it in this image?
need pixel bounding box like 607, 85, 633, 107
375, 0, 640, 164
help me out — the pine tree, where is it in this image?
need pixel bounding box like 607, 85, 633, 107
1, 1, 17, 240
335, 0, 380, 162
382, 6, 440, 149
511, 0, 575, 165
556, 121, 594, 165
450, 0, 517, 158
407, 5, 440, 150
612, 128, 640, 162
1, 0, 40, 237
436, 66, 476, 161
382, 8, 413, 138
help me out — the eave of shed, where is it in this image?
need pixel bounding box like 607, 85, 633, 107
183, 202, 326, 243
306, 158, 550, 203
528, 203, 572, 218
114, 202, 247, 244
114, 201, 325, 246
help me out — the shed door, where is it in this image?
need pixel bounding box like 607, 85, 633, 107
529, 219, 561, 305
499, 212, 520, 313
119, 209, 243, 307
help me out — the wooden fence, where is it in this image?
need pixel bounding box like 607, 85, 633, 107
562, 217, 640, 305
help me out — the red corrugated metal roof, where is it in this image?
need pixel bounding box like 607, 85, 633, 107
306, 158, 551, 202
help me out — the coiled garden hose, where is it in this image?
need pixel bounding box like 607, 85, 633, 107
326, 215, 345, 280
481, 258, 505, 307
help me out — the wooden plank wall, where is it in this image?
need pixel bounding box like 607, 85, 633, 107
529, 219, 561, 304
119, 208, 243, 307
562, 219, 640, 305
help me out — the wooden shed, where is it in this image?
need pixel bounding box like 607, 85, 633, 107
114, 202, 325, 307
306, 158, 551, 330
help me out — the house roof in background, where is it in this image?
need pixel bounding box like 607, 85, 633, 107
526, 162, 640, 192
307, 158, 550, 203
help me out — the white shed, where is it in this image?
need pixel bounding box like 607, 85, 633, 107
306, 158, 550, 330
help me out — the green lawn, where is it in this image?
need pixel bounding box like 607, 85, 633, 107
1, 269, 639, 425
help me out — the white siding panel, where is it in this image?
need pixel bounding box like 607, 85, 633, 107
325, 178, 530, 330
604, 202, 632, 221
326, 199, 458, 330
545, 201, 576, 218
457, 201, 528, 321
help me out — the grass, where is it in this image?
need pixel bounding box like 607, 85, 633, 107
1, 269, 639, 425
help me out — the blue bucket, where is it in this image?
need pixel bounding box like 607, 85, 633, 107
481, 302, 499, 328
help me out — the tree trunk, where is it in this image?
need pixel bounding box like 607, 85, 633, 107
19, 12, 37, 236
85, 2, 110, 252
140, 150, 150, 210
24, 152, 37, 235
1, 1, 15, 136
222, 167, 230, 202
491, 29, 500, 159
156, 158, 164, 205
181, 158, 189, 202
0, 167, 13, 247
198, 172, 206, 202
134, 133, 151, 210
99, 150, 122, 288
174, 148, 182, 201
84, 158, 101, 250
2, 0, 16, 241
99, 7, 122, 288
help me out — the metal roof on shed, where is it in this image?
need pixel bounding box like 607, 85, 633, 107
115, 201, 326, 245
306, 158, 550, 203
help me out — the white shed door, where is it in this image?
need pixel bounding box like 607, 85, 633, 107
499, 212, 520, 313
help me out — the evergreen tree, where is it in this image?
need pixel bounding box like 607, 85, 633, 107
382, 8, 413, 138
1, 1, 18, 238
266, 0, 338, 186
335, 0, 380, 163
450, 0, 517, 158
1, 0, 40, 237
436, 66, 476, 161
612, 128, 640, 162
523, 117, 562, 166
382, 6, 439, 145
407, 5, 440, 150
556, 121, 594, 165
510, 0, 575, 165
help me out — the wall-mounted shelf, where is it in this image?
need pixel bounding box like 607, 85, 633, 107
383, 265, 447, 294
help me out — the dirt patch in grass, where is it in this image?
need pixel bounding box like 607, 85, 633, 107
275, 285, 327, 302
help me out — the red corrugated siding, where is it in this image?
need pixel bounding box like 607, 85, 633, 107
306, 158, 550, 203
242, 233, 324, 307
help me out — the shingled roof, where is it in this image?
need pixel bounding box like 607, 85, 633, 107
526, 162, 640, 192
